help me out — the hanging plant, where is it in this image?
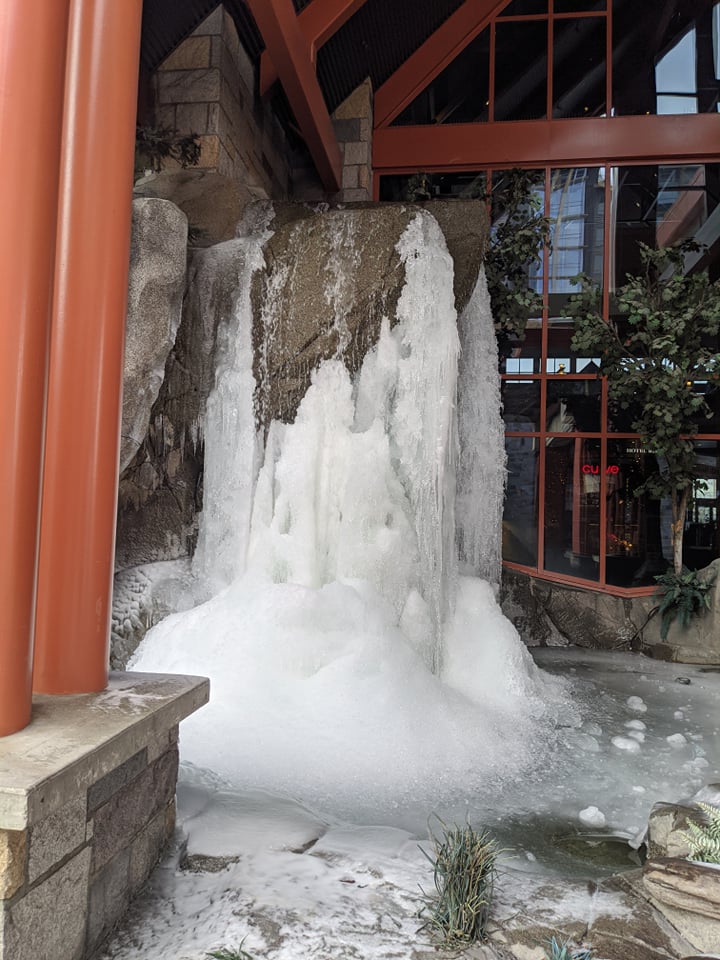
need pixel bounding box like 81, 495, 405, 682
135, 125, 202, 178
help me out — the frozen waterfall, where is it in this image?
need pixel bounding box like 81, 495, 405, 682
131, 207, 571, 813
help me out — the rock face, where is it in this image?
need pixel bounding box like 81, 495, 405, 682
133, 169, 262, 247
501, 564, 720, 664
120, 199, 188, 474
116, 199, 489, 574
643, 856, 720, 952
646, 802, 695, 860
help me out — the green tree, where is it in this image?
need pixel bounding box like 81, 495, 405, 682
570, 241, 720, 574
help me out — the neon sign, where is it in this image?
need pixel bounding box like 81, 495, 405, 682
582, 464, 620, 475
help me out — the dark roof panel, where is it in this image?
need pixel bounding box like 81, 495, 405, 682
317, 0, 467, 113
141, 0, 264, 73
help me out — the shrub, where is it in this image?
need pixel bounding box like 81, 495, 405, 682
419, 818, 498, 946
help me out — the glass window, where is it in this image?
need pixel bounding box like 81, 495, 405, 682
503, 380, 541, 430
604, 441, 673, 586
502, 322, 543, 374
613, 0, 720, 116
494, 20, 548, 120
685, 441, 720, 569
391, 29, 490, 126
504, 437, 539, 566
610, 163, 720, 292
552, 16, 606, 118
544, 437, 601, 580
547, 379, 601, 432
548, 168, 605, 320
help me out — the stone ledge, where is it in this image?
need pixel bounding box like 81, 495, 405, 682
643, 856, 720, 920
0, 673, 209, 831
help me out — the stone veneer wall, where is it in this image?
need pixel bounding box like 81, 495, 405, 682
293, 78, 374, 203
501, 561, 720, 664
0, 675, 208, 960
154, 8, 291, 199
333, 78, 374, 202
153, 6, 373, 204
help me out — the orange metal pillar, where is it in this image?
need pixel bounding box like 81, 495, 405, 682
0, 0, 71, 735
33, 0, 143, 694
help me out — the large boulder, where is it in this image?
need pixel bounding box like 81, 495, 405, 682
133, 169, 263, 247
120, 198, 187, 474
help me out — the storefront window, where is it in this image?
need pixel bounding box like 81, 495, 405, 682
503, 380, 542, 431
685, 441, 720, 569
544, 437, 601, 580
504, 437, 539, 566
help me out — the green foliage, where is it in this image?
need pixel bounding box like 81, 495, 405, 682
654, 566, 716, 640
680, 800, 720, 864
569, 240, 720, 571
135, 125, 201, 177
484, 169, 550, 350
205, 942, 254, 960
543, 936, 593, 960
419, 818, 498, 946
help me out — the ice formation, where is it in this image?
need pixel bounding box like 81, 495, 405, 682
131, 208, 570, 813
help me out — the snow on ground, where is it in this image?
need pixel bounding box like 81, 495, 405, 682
100, 649, 720, 960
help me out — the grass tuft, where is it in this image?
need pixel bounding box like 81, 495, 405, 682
543, 935, 593, 960
205, 942, 254, 960
419, 817, 497, 946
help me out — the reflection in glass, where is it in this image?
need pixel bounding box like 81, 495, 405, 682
544, 437, 600, 580
605, 441, 673, 586
613, 0, 720, 115
656, 26, 698, 114
553, 16, 606, 118
503, 322, 543, 374
610, 163, 720, 291
503, 437, 539, 566
502, 380, 541, 430
494, 20, 548, 120
548, 167, 604, 321
391, 30, 490, 126
685, 440, 720, 570
547, 378, 601, 432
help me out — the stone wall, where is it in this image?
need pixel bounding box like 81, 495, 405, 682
0, 675, 208, 960
333, 79, 374, 202
293, 78, 375, 203
154, 8, 291, 199
501, 561, 720, 664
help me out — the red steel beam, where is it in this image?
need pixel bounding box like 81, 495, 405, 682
373, 115, 720, 172
260, 0, 368, 95
248, 0, 342, 192
0, 0, 71, 735
374, 0, 507, 128
33, 0, 143, 694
